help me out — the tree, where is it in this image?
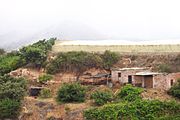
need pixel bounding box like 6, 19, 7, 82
102, 50, 119, 69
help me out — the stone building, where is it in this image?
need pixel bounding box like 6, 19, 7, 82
111, 67, 180, 90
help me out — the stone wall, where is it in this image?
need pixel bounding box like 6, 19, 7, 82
153, 72, 180, 90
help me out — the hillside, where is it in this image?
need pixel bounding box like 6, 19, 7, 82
0, 39, 180, 120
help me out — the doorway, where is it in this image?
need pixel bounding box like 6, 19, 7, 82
128, 75, 132, 84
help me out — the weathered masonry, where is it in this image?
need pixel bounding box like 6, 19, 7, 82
111, 67, 180, 90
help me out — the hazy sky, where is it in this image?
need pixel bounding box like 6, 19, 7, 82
1, 0, 180, 42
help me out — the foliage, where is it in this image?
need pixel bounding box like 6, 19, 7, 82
20, 38, 56, 67
0, 98, 21, 119
0, 75, 27, 101
84, 100, 180, 120
39, 88, 52, 98
0, 48, 5, 55
101, 50, 119, 69
168, 78, 180, 99
38, 74, 53, 83
91, 90, 113, 106
47, 51, 119, 76
117, 84, 143, 101
46, 51, 104, 80
57, 83, 86, 103
0, 54, 25, 75
158, 64, 171, 73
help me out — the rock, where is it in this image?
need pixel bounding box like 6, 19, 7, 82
35, 101, 47, 108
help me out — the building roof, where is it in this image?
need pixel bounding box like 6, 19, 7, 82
135, 72, 162, 76
112, 67, 147, 71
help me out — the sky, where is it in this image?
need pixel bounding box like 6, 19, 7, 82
0, 0, 180, 49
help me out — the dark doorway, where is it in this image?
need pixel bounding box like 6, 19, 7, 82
128, 75, 132, 84
170, 79, 174, 86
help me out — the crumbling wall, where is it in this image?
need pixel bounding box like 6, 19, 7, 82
153, 72, 180, 90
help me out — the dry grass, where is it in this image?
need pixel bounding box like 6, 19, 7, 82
52, 44, 180, 53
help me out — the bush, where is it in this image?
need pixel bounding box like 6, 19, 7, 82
84, 100, 180, 120
38, 74, 53, 83
168, 78, 180, 99
57, 83, 86, 103
91, 90, 113, 106
0, 48, 5, 55
158, 64, 171, 73
0, 54, 25, 75
117, 84, 143, 101
19, 38, 56, 67
101, 50, 119, 69
0, 75, 27, 101
0, 98, 21, 119
39, 88, 52, 98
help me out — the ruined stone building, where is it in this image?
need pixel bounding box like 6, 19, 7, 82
111, 67, 180, 90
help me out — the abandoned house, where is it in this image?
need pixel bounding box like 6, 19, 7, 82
111, 67, 180, 90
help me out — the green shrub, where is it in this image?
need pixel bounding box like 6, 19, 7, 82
158, 64, 171, 73
0, 55, 25, 75
0, 98, 21, 119
117, 84, 143, 101
38, 74, 53, 83
57, 83, 86, 103
91, 90, 113, 106
39, 88, 52, 98
0, 75, 27, 101
168, 78, 180, 99
84, 100, 180, 120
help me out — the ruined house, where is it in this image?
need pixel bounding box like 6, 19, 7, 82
111, 67, 180, 90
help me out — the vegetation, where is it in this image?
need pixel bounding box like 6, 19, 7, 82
38, 74, 53, 84
84, 100, 180, 120
0, 75, 27, 101
20, 38, 56, 68
168, 78, 180, 99
0, 54, 25, 76
84, 85, 179, 120
101, 50, 119, 69
47, 51, 119, 80
39, 88, 52, 98
158, 64, 171, 73
0, 98, 21, 119
0, 75, 27, 119
57, 83, 86, 103
0, 48, 5, 55
91, 90, 113, 106
117, 84, 143, 102
0, 38, 56, 76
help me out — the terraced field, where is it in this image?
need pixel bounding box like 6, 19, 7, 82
52, 40, 180, 53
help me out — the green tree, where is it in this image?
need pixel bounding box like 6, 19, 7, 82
101, 50, 119, 69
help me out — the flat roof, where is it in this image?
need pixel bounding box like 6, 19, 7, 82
112, 67, 147, 71
135, 72, 162, 76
